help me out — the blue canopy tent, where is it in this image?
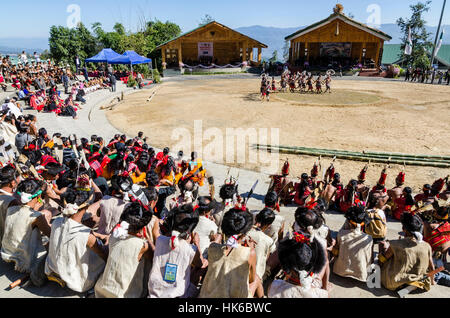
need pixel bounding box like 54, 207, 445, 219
108, 50, 153, 78
108, 51, 152, 65
85, 48, 123, 63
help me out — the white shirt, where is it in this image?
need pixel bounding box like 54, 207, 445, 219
194, 216, 218, 258
1, 102, 22, 118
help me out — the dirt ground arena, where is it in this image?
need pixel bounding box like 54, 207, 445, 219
107, 78, 450, 192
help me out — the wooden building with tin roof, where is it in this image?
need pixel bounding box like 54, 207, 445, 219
155, 21, 268, 69
285, 4, 392, 69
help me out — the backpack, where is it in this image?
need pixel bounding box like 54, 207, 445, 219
365, 209, 387, 239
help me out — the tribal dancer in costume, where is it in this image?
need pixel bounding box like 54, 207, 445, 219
320, 161, 343, 209
315, 75, 323, 94
271, 77, 277, 92
293, 174, 314, 208
431, 177, 447, 200
306, 75, 314, 93
414, 184, 436, 206
422, 203, 450, 287
388, 171, 406, 203
368, 167, 389, 209
438, 177, 450, 201
336, 180, 360, 214
387, 171, 406, 216
309, 161, 322, 197
280, 76, 287, 93
267, 159, 295, 206
356, 164, 370, 201
324, 74, 332, 94
260, 78, 270, 102
288, 75, 296, 93
299, 74, 307, 93
391, 187, 415, 220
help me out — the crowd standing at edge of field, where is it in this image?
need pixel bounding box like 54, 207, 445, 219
404, 67, 450, 85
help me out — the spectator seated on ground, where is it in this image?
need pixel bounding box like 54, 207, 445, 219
17, 86, 32, 105
29, 92, 45, 112
44, 93, 63, 115
379, 212, 435, 292
58, 95, 78, 119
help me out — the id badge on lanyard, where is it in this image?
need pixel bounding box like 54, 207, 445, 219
163, 263, 178, 283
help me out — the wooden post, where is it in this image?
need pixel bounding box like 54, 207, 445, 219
243, 41, 248, 62
289, 41, 295, 64
250, 47, 254, 62
293, 42, 297, 63
258, 47, 262, 64
375, 42, 381, 67
177, 41, 183, 69
360, 42, 366, 64
305, 42, 309, 62
161, 48, 166, 70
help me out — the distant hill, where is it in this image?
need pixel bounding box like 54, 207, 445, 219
0, 37, 48, 55
236, 24, 450, 61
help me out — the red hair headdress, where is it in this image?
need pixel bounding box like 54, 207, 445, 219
293, 232, 310, 244
358, 165, 368, 182
311, 163, 319, 178
282, 160, 290, 176
378, 168, 387, 186
396, 172, 406, 185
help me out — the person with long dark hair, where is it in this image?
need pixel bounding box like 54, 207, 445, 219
148, 204, 205, 298
268, 235, 328, 298
392, 187, 415, 220
379, 212, 435, 292
59, 95, 78, 119
199, 207, 258, 298
332, 206, 373, 283
44, 187, 107, 294
1, 179, 51, 273
95, 202, 154, 298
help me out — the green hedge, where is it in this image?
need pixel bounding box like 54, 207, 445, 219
127, 75, 137, 88
152, 69, 161, 83
392, 64, 405, 78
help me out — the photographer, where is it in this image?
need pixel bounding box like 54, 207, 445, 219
1, 98, 23, 119
14, 123, 34, 154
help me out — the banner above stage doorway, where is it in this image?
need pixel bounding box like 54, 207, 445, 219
198, 42, 213, 57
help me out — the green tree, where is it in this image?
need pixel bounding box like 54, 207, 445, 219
282, 41, 290, 62
397, 1, 433, 69
146, 20, 182, 71
48, 19, 182, 73
49, 26, 73, 66
76, 23, 97, 60
199, 14, 214, 26
40, 49, 51, 60
270, 50, 278, 63
113, 23, 126, 36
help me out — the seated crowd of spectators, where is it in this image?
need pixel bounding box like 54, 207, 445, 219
0, 55, 115, 119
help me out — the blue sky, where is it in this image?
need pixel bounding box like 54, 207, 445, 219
0, 0, 448, 38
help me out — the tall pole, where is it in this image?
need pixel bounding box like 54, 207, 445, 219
431, 0, 447, 67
